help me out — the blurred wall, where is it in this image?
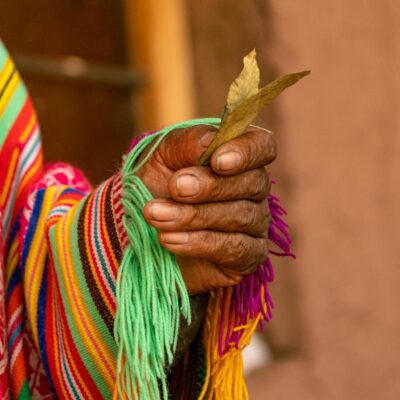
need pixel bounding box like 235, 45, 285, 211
0, 0, 135, 184
242, 1, 399, 399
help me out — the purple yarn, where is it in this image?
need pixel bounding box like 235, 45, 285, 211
218, 182, 296, 356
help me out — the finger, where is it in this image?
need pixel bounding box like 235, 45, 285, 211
157, 125, 217, 170
159, 230, 268, 276
210, 127, 277, 176
144, 199, 270, 238
168, 166, 271, 203
177, 257, 241, 295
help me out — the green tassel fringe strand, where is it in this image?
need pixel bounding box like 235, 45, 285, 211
114, 118, 220, 399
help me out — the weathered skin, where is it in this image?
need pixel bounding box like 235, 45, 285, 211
136, 124, 277, 294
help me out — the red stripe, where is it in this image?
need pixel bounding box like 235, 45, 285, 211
46, 264, 104, 399
0, 98, 33, 184
86, 186, 115, 311
98, 181, 118, 298
0, 98, 43, 220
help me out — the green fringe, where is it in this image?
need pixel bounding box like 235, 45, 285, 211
114, 118, 220, 399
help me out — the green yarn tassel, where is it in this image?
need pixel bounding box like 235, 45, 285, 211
114, 118, 220, 399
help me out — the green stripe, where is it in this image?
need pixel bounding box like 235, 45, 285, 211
17, 380, 31, 400
0, 42, 9, 72
0, 80, 27, 148
70, 198, 117, 396
48, 198, 113, 399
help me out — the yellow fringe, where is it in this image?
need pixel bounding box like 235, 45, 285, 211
198, 286, 267, 399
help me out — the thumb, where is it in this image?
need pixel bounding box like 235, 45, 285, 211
156, 125, 217, 170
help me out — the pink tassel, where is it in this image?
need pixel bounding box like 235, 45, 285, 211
218, 182, 296, 356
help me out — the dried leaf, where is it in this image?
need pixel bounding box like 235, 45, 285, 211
223, 49, 260, 122
198, 70, 310, 166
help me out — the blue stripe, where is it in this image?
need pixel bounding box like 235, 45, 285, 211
6, 267, 21, 303
5, 211, 20, 252
92, 183, 115, 292
8, 321, 22, 348
21, 189, 44, 268
5, 214, 21, 303
54, 312, 80, 399
18, 133, 40, 173
37, 259, 57, 396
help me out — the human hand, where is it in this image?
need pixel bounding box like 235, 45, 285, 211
136, 125, 277, 294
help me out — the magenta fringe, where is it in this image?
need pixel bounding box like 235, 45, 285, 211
218, 182, 296, 356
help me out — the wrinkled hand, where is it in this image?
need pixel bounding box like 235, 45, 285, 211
136, 125, 276, 294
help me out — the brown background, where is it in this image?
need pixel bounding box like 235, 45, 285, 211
244, 2, 400, 399
2, 0, 400, 398
0, 0, 134, 183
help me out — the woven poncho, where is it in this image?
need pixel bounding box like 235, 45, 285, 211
0, 41, 293, 399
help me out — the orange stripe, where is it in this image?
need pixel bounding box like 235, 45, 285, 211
52, 293, 71, 399
83, 192, 115, 316
0, 148, 19, 206
19, 111, 36, 143
0, 59, 13, 88
59, 309, 94, 400
10, 346, 27, 395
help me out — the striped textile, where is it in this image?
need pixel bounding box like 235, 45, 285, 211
0, 39, 44, 399
0, 41, 128, 399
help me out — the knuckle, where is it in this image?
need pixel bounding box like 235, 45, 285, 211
243, 201, 259, 231
189, 231, 208, 256
231, 201, 249, 231
248, 239, 269, 272
209, 174, 228, 200
262, 201, 272, 224
233, 235, 251, 263
217, 234, 242, 266
268, 134, 278, 161
245, 140, 260, 168
221, 236, 237, 265
254, 203, 271, 237
250, 169, 268, 200
264, 168, 272, 193
210, 231, 221, 253
260, 239, 269, 264
186, 205, 200, 227
217, 233, 267, 275
265, 213, 272, 235
252, 128, 277, 163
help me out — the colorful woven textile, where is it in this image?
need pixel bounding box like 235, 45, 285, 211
0, 40, 293, 399
0, 40, 123, 399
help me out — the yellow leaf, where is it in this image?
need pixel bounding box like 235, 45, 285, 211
198, 70, 310, 166
223, 49, 260, 121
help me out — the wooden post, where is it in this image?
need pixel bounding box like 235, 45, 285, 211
122, 0, 196, 131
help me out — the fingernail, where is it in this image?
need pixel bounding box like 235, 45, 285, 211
217, 151, 242, 171
177, 174, 200, 197
150, 203, 178, 221
161, 232, 189, 244
199, 131, 215, 148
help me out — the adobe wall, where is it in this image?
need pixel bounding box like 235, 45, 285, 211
247, 1, 400, 398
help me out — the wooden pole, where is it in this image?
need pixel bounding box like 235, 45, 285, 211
122, 0, 196, 131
